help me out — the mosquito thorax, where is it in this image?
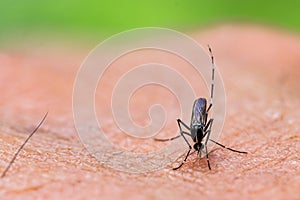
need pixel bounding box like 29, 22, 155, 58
191, 124, 204, 142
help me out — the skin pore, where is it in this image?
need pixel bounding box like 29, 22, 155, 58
0, 24, 299, 199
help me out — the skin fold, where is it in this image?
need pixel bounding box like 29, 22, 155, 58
0, 24, 299, 200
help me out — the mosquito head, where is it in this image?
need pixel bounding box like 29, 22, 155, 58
193, 143, 204, 151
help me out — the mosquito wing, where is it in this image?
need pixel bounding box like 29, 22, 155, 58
190, 98, 207, 126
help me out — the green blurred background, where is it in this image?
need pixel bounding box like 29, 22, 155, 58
0, 0, 299, 42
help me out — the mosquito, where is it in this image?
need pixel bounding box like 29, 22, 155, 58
155, 46, 247, 170
1, 112, 48, 178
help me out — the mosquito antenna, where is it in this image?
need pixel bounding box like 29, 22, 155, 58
1, 112, 48, 178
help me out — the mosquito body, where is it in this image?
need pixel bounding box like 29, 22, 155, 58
155, 46, 247, 170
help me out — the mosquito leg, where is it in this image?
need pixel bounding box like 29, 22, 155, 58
155, 118, 193, 170
209, 139, 248, 154
207, 104, 212, 113
203, 118, 213, 139
154, 131, 191, 142
171, 119, 194, 170
177, 119, 190, 130
154, 118, 190, 142
173, 147, 192, 170
154, 135, 181, 142
177, 120, 192, 148
204, 118, 213, 133
205, 144, 211, 170
204, 118, 213, 170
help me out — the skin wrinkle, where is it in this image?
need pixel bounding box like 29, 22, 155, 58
1, 24, 300, 199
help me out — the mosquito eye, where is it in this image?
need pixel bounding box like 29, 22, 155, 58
193, 143, 199, 150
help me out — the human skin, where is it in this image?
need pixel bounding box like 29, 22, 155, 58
0, 24, 299, 200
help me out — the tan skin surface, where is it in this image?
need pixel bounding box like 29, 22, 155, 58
0, 25, 299, 199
